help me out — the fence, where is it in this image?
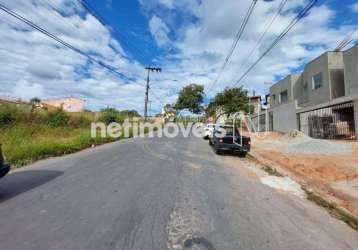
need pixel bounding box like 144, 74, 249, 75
298, 102, 356, 140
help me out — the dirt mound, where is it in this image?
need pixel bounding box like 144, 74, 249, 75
286, 138, 351, 155
259, 150, 358, 182
255, 130, 351, 155
249, 131, 284, 141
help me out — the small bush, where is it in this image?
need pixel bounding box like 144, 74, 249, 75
67, 114, 91, 128
0, 104, 17, 126
100, 108, 124, 124
47, 109, 69, 127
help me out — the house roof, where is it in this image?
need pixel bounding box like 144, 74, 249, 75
249, 96, 261, 101
42, 96, 85, 102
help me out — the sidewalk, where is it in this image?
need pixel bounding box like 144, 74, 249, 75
248, 131, 358, 217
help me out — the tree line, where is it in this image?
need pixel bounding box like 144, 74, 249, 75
171, 83, 253, 119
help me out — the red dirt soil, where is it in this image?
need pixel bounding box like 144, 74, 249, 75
250, 132, 358, 215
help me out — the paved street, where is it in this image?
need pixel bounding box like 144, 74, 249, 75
0, 135, 357, 250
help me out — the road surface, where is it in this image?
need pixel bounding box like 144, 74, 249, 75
0, 135, 357, 250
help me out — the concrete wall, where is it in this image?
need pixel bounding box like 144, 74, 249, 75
298, 52, 344, 108
269, 74, 300, 108
344, 45, 358, 96
271, 101, 297, 133
354, 100, 358, 140
42, 97, 85, 112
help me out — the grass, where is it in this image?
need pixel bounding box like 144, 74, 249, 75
0, 104, 148, 168
0, 124, 117, 167
247, 154, 283, 177
303, 188, 358, 231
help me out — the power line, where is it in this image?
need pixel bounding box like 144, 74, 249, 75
206, 0, 258, 94
0, 3, 133, 82
244, 0, 288, 66
149, 88, 165, 106
233, 0, 318, 87
334, 27, 358, 51
77, 0, 149, 63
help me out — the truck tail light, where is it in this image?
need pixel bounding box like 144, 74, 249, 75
219, 139, 223, 143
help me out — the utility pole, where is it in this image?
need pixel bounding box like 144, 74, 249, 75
149, 101, 152, 117
144, 66, 162, 120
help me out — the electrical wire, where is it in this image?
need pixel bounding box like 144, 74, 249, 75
233, 0, 318, 87
77, 0, 149, 63
149, 88, 165, 105
334, 27, 358, 51
244, 0, 288, 67
0, 3, 134, 82
206, 0, 258, 93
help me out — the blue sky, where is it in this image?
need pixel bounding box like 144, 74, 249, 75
91, 0, 156, 64
0, 0, 357, 114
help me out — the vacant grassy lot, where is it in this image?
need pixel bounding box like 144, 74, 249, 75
0, 104, 131, 168
0, 124, 118, 167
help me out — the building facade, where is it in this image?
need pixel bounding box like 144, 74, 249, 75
264, 74, 302, 133
344, 45, 358, 96
266, 45, 358, 140
42, 97, 85, 112
296, 52, 345, 107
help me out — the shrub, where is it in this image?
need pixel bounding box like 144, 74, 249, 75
0, 104, 17, 126
68, 114, 91, 128
47, 109, 69, 127
100, 108, 124, 124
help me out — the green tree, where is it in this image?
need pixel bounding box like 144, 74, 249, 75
205, 101, 217, 118
30, 97, 41, 112
47, 109, 69, 127
0, 104, 17, 126
100, 108, 124, 124
30, 97, 41, 106
209, 87, 252, 117
119, 110, 140, 117
174, 84, 204, 114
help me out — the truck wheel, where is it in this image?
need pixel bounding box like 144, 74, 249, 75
0, 164, 10, 178
238, 152, 247, 157
209, 140, 213, 146
215, 147, 221, 155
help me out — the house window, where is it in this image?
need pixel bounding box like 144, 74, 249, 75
312, 72, 323, 90
280, 90, 288, 103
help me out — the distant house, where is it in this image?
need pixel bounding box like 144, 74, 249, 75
42, 97, 85, 112
249, 96, 262, 114
0, 97, 30, 106
251, 45, 358, 140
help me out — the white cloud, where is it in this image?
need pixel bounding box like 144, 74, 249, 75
12, 80, 45, 99
0, 0, 146, 112
0, 0, 354, 114
158, 0, 175, 9
149, 15, 171, 47
352, 3, 358, 13
139, 0, 354, 100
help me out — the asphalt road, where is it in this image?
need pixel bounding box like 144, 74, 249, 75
0, 135, 357, 250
